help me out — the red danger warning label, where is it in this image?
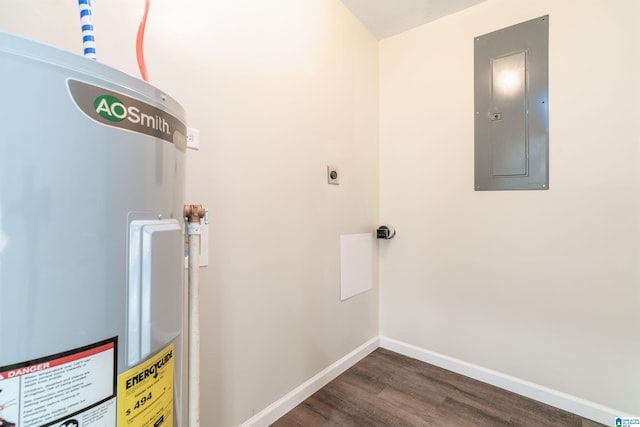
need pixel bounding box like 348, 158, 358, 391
0, 337, 117, 427
0, 362, 51, 379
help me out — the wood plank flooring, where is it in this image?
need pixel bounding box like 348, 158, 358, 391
272, 348, 605, 427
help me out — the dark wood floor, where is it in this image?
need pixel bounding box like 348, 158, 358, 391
272, 348, 605, 427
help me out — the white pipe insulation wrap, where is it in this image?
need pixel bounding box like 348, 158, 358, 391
187, 221, 201, 427
77, 0, 97, 59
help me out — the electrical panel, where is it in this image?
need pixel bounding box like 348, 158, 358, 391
474, 15, 549, 191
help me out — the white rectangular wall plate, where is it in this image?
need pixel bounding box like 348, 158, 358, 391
327, 165, 339, 185
340, 233, 373, 300
187, 127, 200, 150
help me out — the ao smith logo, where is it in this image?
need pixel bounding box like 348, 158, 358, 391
94, 94, 170, 134
68, 79, 186, 147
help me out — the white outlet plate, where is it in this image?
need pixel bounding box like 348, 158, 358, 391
187, 127, 200, 150
327, 165, 339, 185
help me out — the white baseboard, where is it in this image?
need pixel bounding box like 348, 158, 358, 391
239, 336, 380, 427
239, 335, 626, 426
379, 336, 626, 425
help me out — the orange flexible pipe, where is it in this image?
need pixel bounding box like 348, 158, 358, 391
136, 0, 151, 82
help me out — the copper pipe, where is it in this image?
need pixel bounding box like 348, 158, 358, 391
184, 204, 205, 223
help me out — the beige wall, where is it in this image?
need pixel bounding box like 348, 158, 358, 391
0, 1, 379, 425
379, 0, 640, 414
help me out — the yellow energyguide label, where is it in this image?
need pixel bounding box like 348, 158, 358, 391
117, 343, 174, 427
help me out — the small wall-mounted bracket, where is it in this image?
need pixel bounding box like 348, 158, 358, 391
376, 225, 396, 240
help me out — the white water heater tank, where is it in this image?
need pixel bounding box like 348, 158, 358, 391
0, 32, 187, 427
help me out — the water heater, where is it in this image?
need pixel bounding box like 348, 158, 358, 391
0, 32, 187, 427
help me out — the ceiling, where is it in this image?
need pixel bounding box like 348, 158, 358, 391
340, 0, 486, 39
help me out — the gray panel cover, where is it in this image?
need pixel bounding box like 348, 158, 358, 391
474, 15, 549, 191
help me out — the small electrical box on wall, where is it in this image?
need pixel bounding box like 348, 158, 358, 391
474, 15, 549, 191
376, 225, 396, 240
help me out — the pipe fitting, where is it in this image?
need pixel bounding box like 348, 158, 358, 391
184, 204, 205, 223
